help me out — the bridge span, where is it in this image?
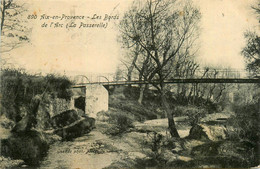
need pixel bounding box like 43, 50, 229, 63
72, 78, 260, 88
69, 71, 259, 118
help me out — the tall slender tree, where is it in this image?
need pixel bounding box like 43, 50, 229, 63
118, 0, 201, 138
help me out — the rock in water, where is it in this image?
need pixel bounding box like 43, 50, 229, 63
53, 117, 95, 140
51, 109, 81, 129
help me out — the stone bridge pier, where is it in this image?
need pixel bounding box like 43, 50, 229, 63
71, 84, 109, 118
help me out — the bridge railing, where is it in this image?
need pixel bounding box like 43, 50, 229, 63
72, 69, 258, 85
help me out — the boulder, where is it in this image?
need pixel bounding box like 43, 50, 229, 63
34, 94, 52, 130
11, 94, 53, 132
53, 117, 95, 140
1, 130, 49, 166
51, 109, 81, 129
34, 94, 73, 130
187, 124, 210, 141
11, 113, 36, 133
200, 111, 234, 123
11, 95, 42, 133
188, 124, 227, 141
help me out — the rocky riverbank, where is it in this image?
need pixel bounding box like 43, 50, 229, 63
0, 97, 95, 168
36, 111, 250, 169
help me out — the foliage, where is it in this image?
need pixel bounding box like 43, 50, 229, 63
174, 105, 207, 126
225, 84, 260, 166
109, 86, 160, 120
1, 130, 49, 166
139, 132, 167, 168
241, 2, 260, 76
242, 31, 260, 76
145, 132, 164, 159
105, 112, 134, 136
44, 74, 72, 100
137, 131, 186, 168
227, 103, 259, 142
170, 67, 235, 110
0, 68, 72, 122
190, 141, 255, 168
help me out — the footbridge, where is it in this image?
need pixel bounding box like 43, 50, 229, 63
71, 69, 259, 87
69, 69, 259, 118
72, 78, 259, 88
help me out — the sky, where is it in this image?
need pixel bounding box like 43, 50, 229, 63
2, 0, 259, 75
194, 0, 259, 69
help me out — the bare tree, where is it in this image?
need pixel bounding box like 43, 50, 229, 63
1, 0, 30, 54
118, 0, 201, 138
120, 45, 142, 84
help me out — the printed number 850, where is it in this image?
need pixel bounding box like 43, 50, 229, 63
27, 15, 37, 19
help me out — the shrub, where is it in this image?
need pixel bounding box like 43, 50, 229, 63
109, 100, 157, 121
116, 114, 133, 131
228, 103, 259, 140
105, 112, 134, 136
174, 106, 207, 126
226, 102, 259, 167
145, 132, 164, 160
0, 68, 72, 122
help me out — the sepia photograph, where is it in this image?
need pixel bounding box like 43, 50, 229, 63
0, 0, 259, 168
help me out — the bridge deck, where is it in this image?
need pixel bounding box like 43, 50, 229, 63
72, 78, 260, 88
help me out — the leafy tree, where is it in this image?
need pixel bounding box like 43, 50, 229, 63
241, 3, 260, 76
242, 32, 260, 76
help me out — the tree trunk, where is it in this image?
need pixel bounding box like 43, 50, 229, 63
161, 91, 180, 138
138, 84, 145, 104
127, 45, 139, 87
1, 2, 6, 33
258, 98, 260, 114
127, 71, 132, 88
127, 65, 134, 87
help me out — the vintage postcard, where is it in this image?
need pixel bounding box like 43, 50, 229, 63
0, 0, 259, 168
